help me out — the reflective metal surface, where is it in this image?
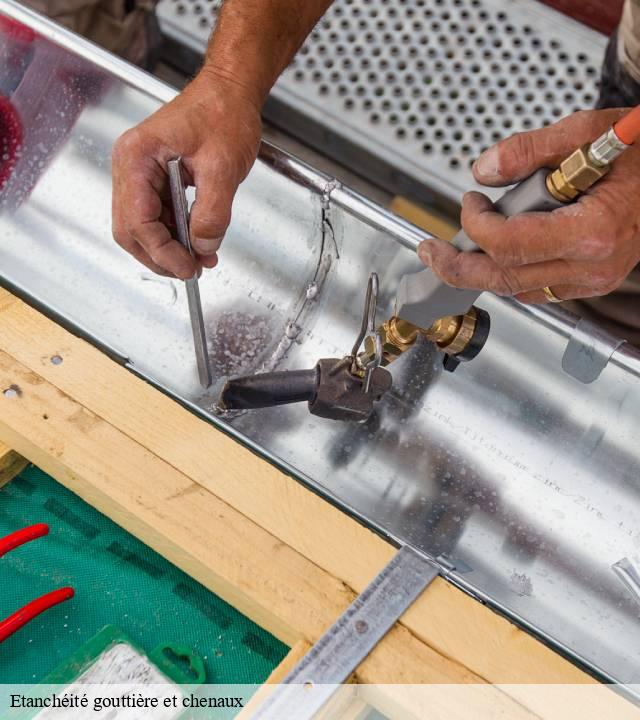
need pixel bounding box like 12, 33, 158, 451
1, 2, 640, 688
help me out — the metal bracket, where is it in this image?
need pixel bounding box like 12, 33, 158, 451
612, 557, 640, 608
250, 545, 439, 719
561, 318, 625, 384
350, 272, 382, 394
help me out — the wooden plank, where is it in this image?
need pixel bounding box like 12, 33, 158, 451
0, 290, 635, 718
237, 641, 311, 718
0, 440, 28, 489
0, 351, 345, 647
264, 640, 311, 684
390, 196, 458, 241
316, 689, 370, 720
0, 290, 593, 687
0, 343, 540, 720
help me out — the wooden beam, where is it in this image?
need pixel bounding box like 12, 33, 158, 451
390, 196, 458, 241
0, 441, 28, 489
0, 290, 591, 683
316, 689, 370, 720
0, 342, 538, 720
0, 346, 340, 646
264, 640, 311, 685
0, 289, 635, 718
238, 641, 311, 718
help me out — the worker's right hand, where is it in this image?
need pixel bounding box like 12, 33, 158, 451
112, 70, 262, 279
416, 109, 640, 304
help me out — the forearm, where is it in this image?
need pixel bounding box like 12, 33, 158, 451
112, 0, 333, 278
200, 0, 334, 109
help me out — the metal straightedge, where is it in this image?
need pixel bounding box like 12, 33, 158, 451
251, 546, 439, 720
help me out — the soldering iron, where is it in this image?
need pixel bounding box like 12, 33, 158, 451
221, 106, 640, 420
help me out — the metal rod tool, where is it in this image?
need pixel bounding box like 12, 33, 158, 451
350, 272, 382, 394
167, 157, 212, 389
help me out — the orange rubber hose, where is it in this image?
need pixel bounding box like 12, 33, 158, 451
613, 105, 640, 145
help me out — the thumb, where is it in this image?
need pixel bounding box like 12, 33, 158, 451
189, 169, 237, 257
471, 109, 625, 187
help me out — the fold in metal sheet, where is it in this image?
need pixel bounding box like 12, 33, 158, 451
1, 1, 640, 690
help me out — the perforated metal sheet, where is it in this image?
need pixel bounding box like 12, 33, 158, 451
157, 0, 607, 202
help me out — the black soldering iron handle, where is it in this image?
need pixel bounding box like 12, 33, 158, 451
220, 368, 318, 410
451, 168, 566, 252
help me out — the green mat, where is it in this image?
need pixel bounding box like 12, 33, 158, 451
0, 466, 288, 684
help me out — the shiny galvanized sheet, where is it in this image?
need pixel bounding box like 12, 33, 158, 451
1, 2, 640, 690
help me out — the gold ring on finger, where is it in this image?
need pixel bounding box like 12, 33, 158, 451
542, 286, 562, 303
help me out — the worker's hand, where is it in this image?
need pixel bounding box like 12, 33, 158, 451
112, 70, 262, 278
417, 109, 640, 303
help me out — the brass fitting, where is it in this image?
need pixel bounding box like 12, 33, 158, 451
363, 316, 419, 366
358, 308, 481, 369
422, 307, 478, 356
546, 144, 610, 202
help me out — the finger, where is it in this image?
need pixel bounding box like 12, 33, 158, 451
188, 165, 237, 257
113, 147, 197, 279
472, 109, 626, 187
162, 198, 212, 272
112, 226, 176, 278
113, 186, 179, 278
418, 240, 605, 296
460, 191, 611, 266
133, 216, 198, 280
516, 284, 608, 304
159, 199, 210, 271
198, 253, 219, 269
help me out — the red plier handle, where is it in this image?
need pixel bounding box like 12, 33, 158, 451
0, 524, 75, 643
0, 523, 49, 557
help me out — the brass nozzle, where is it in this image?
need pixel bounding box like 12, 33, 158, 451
423, 308, 478, 355
359, 308, 480, 368
363, 316, 419, 366
546, 144, 610, 202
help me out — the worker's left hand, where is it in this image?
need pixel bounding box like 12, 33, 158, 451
417, 109, 640, 303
